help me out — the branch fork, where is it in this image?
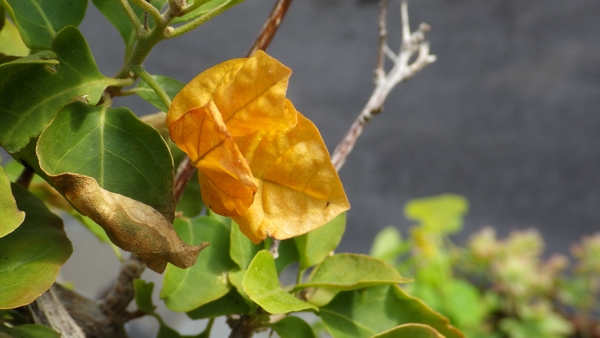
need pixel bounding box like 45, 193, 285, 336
330, 0, 436, 171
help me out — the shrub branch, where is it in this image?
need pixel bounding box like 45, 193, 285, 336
330, 0, 436, 171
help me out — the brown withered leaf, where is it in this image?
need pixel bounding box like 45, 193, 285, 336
52, 173, 208, 273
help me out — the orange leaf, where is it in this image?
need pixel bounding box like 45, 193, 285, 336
167, 50, 296, 137
233, 101, 350, 243
169, 101, 257, 216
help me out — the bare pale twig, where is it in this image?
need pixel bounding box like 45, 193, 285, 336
330, 0, 436, 171
173, 0, 294, 202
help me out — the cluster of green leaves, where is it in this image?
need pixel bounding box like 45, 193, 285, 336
371, 194, 600, 338
132, 212, 463, 337
0, 1, 464, 337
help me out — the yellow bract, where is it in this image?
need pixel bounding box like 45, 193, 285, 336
167, 50, 350, 243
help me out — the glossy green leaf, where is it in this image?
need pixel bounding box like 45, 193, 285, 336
295, 212, 346, 270
295, 254, 411, 291
404, 194, 468, 234
2, 0, 87, 50
230, 221, 260, 270
91, 0, 166, 58
0, 184, 73, 309
171, 0, 244, 24
135, 75, 184, 112
37, 102, 175, 219
269, 316, 316, 338
243, 250, 317, 314
161, 217, 236, 312
318, 285, 463, 338
0, 324, 60, 338
134, 279, 156, 313
372, 324, 445, 338
0, 166, 24, 238
187, 288, 250, 319
0, 18, 29, 56
275, 239, 299, 275
0, 26, 124, 153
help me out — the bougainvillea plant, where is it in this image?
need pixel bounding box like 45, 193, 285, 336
0, 0, 457, 337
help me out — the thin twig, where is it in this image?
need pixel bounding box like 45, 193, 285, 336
173, 156, 194, 203
330, 0, 436, 171
173, 0, 294, 202
247, 0, 294, 55
117, 0, 142, 37
130, 0, 162, 25
375, 0, 390, 82
131, 64, 172, 109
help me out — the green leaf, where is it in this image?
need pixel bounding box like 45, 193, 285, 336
442, 280, 486, 329
0, 18, 29, 56
187, 288, 250, 319
91, 0, 167, 58
135, 75, 184, 112
0, 166, 24, 238
230, 221, 260, 270
243, 250, 317, 314
0, 324, 60, 338
0, 184, 72, 309
295, 212, 346, 270
2, 0, 87, 50
318, 285, 463, 338
404, 194, 468, 234
37, 102, 176, 220
372, 324, 445, 338
370, 226, 405, 262
295, 254, 411, 291
0, 26, 124, 153
134, 279, 156, 314
161, 217, 236, 312
171, 0, 244, 24
268, 316, 316, 338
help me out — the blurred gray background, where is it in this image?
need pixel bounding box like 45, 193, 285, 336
13, 0, 600, 335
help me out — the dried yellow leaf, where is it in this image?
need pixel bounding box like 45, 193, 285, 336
52, 173, 208, 273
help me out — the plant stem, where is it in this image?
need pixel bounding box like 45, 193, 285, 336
183, 0, 209, 13
16, 166, 34, 188
118, 0, 142, 36
131, 64, 172, 108
130, 0, 162, 24
166, 0, 236, 38
247, 0, 293, 55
